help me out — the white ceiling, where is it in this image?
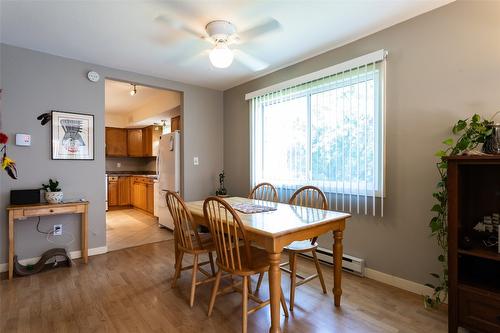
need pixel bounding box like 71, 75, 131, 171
105, 79, 181, 127
105, 80, 179, 114
0, 1, 453, 90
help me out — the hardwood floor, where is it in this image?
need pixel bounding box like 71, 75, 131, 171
0, 240, 447, 332
106, 208, 173, 251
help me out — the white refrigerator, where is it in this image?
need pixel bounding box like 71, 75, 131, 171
155, 131, 180, 230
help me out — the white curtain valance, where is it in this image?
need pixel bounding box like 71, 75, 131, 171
245, 49, 387, 100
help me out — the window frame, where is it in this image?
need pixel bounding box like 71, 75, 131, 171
250, 65, 385, 198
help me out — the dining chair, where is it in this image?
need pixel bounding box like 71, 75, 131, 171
248, 182, 279, 202
275, 185, 329, 311
165, 190, 216, 308
203, 196, 289, 333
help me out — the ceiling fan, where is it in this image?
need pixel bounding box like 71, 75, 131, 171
155, 16, 281, 71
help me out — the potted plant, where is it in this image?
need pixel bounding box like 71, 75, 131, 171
42, 179, 63, 204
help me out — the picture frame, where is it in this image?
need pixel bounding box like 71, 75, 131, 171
51, 110, 94, 160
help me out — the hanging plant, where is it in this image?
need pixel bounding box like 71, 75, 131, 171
0, 132, 17, 179
424, 113, 495, 308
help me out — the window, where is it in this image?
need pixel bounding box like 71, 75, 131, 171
249, 51, 386, 215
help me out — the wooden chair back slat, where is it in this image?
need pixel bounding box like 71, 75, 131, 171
289, 186, 329, 244
289, 185, 329, 210
165, 191, 202, 251
203, 196, 251, 272
248, 182, 279, 202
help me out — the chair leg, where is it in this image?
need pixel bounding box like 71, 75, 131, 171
255, 272, 264, 293
280, 287, 289, 317
208, 270, 222, 316
289, 252, 297, 311
171, 251, 184, 288
208, 252, 216, 276
312, 249, 327, 294
247, 276, 252, 294
189, 254, 199, 308
242, 276, 248, 333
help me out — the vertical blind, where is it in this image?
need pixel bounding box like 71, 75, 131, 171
248, 50, 387, 216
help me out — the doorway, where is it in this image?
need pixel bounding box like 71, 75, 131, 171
104, 79, 182, 251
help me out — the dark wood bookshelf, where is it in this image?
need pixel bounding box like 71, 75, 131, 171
448, 156, 500, 333
458, 247, 500, 262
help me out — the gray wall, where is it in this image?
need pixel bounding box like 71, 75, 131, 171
223, 0, 500, 285
0, 44, 223, 263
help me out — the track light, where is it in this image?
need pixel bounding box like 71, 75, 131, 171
130, 84, 137, 96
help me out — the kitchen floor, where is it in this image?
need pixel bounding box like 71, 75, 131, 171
106, 208, 174, 251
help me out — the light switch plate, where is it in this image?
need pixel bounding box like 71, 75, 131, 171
193, 157, 199, 166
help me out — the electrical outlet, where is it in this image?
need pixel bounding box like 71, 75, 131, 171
116, 162, 121, 168
193, 156, 199, 166
54, 224, 62, 236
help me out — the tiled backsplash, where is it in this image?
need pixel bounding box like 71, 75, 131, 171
106, 157, 156, 172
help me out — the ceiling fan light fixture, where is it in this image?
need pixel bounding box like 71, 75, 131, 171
130, 84, 137, 96
209, 42, 234, 69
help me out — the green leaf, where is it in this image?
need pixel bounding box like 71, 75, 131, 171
442, 138, 453, 146
453, 120, 467, 134
472, 114, 480, 123
438, 255, 445, 262
430, 218, 442, 233
435, 150, 447, 157
456, 137, 470, 151
431, 204, 442, 213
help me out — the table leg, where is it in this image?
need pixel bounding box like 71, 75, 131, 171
81, 206, 88, 264
333, 229, 343, 306
8, 211, 14, 281
268, 252, 282, 333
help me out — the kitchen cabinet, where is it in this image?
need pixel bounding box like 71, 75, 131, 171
105, 127, 127, 157
127, 129, 143, 157
108, 176, 130, 207
106, 125, 163, 157
108, 177, 119, 207
131, 176, 155, 214
147, 183, 154, 213
118, 177, 131, 206
142, 125, 162, 157
171, 116, 181, 132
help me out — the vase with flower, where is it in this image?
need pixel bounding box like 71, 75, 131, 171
0, 132, 17, 179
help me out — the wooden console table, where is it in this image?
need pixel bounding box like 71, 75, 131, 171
6, 201, 89, 280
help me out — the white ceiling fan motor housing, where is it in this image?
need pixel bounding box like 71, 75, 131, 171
205, 20, 236, 42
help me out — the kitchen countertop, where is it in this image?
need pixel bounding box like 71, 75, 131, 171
106, 171, 157, 179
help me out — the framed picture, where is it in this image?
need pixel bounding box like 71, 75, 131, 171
51, 111, 94, 160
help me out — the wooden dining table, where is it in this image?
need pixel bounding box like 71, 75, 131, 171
185, 196, 351, 333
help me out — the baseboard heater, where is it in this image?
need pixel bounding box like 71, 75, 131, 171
298, 247, 365, 277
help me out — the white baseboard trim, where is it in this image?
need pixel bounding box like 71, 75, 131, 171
364, 267, 447, 304
0, 246, 108, 273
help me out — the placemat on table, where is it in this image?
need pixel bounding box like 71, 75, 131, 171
232, 203, 277, 214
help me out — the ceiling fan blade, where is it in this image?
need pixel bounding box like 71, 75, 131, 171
234, 50, 269, 72
238, 18, 281, 41
179, 49, 211, 67
155, 15, 206, 39
167, 39, 210, 64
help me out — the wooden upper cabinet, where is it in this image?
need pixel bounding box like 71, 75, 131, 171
105, 127, 127, 157
127, 129, 143, 157
143, 125, 162, 157
171, 116, 181, 132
